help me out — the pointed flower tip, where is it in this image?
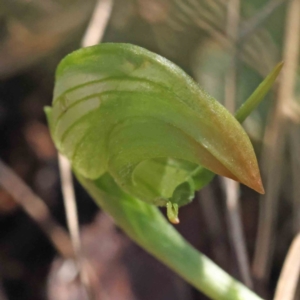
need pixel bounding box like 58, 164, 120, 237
254, 183, 265, 195
246, 176, 265, 194
277, 61, 284, 69
273, 61, 284, 78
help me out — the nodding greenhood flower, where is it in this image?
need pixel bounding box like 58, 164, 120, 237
46, 43, 269, 223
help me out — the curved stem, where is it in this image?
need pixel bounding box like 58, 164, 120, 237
77, 173, 263, 300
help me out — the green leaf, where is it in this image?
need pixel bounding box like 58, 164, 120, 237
235, 62, 283, 123
47, 43, 264, 209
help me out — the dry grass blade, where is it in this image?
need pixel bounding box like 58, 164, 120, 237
81, 0, 114, 48
58, 155, 82, 261
225, 0, 240, 113
289, 125, 300, 233
197, 187, 229, 266
0, 159, 74, 259
274, 233, 300, 300
239, 0, 287, 40
169, 0, 225, 37
223, 0, 253, 288
57, 1, 114, 299
162, 0, 228, 57
58, 154, 96, 300
166, 0, 277, 77
222, 178, 253, 288
253, 0, 300, 283
252, 127, 285, 282
60, 0, 114, 254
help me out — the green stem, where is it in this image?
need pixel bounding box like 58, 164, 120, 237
235, 62, 283, 123
77, 173, 263, 300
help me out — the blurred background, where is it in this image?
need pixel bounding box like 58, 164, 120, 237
0, 0, 300, 299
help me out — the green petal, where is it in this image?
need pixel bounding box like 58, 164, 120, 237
49, 43, 264, 205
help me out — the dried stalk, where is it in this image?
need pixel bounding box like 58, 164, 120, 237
289, 124, 300, 233
197, 187, 229, 267
57, 1, 114, 299
274, 233, 300, 300
222, 0, 253, 288
253, 0, 300, 283
222, 178, 253, 288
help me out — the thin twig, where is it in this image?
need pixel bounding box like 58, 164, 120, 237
57, 0, 114, 299
58, 155, 82, 261
274, 233, 300, 300
58, 154, 96, 300
253, 0, 300, 283
60, 0, 114, 254
0, 159, 74, 259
